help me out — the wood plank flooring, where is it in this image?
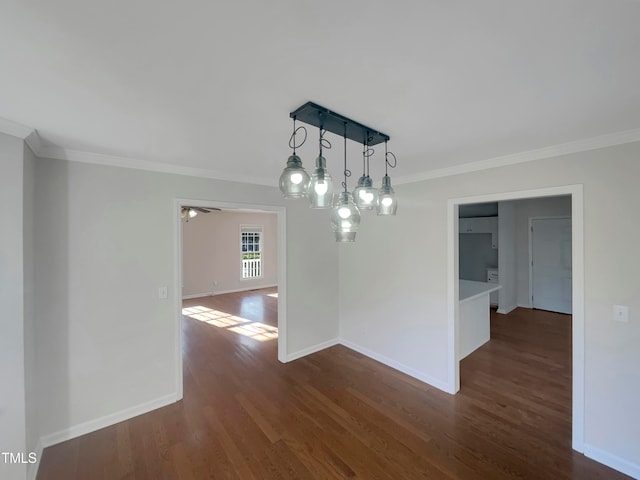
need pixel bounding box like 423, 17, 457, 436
37, 289, 631, 479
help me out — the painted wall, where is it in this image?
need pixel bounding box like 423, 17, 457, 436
22, 144, 38, 480
339, 142, 640, 474
33, 158, 339, 444
0, 133, 27, 480
458, 232, 497, 282
513, 195, 572, 307
182, 210, 278, 297
498, 201, 517, 312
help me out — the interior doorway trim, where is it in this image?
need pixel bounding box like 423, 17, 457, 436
447, 184, 584, 453
173, 198, 287, 401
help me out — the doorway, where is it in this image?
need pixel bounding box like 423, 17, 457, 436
447, 185, 585, 452
173, 199, 287, 401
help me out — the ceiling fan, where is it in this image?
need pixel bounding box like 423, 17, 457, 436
181, 206, 221, 221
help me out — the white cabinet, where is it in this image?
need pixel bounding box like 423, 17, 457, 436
459, 216, 498, 248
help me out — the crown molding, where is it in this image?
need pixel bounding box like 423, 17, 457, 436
394, 127, 640, 185
37, 145, 277, 187
5, 114, 640, 188
0, 116, 35, 139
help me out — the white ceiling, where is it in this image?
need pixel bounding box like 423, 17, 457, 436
2, 0, 640, 185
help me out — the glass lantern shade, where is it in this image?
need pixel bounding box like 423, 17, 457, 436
308, 155, 334, 208
352, 175, 378, 210
330, 192, 361, 242
377, 174, 397, 216
279, 154, 310, 198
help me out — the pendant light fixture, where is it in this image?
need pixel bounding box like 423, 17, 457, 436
331, 123, 361, 242
307, 114, 334, 208
279, 116, 310, 198
352, 134, 379, 210
281, 102, 398, 241
377, 140, 398, 216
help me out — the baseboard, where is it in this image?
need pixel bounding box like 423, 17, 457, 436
286, 337, 451, 394
339, 338, 451, 394
182, 284, 277, 300
497, 304, 518, 314
286, 338, 340, 362
182, 291, 214, 299
38, 393, 179, 450
584, 444, 640, 479
517, 302, 532, 309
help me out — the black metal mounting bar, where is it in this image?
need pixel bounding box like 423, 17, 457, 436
290, 101, 390, 146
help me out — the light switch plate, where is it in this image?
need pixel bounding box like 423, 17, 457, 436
613, 305, 629, 323
159, 286, 168, 299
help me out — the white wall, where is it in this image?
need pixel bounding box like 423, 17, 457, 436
182, 210, 277, 297
498, 201, 517, 313
33, 158, 339, 445
0, 133, 28, 480
513, 195, 572, 307
458, 232, 497, 282
339, 142, 640, 475
22, 144, 38, 480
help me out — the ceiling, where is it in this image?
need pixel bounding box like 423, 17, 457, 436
2, 0, 640, 186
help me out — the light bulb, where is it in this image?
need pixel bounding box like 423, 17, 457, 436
189, 209, 198, 218
381, 197, 393, 207
338, 207, 352, 219
314, 181, 328, 195
290, 172, 303, 185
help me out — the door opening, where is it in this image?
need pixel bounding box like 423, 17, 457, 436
173, 199, 287, 401
448, 185, 584, 452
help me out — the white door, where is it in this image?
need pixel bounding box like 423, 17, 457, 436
531, 217, 572, 314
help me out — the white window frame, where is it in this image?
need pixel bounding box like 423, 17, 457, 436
240, 225, 263, 280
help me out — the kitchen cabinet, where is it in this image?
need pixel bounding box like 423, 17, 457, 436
459, 216, 498, 248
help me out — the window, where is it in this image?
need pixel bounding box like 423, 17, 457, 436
241, 226, 263, 279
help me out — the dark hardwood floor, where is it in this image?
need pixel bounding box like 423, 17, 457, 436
37, 289, 631, 479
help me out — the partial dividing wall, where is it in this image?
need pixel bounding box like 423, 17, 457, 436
339, 142, 640, 476
182, 210, 277, 297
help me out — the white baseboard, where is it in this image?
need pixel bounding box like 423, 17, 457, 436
286, 337, 451, 394
339, 338, 451, 394
38, 393, 178, 450
182, 284, 277, 300
286, 338, 340, 362
584, 444, 640, 479
517, 302, 532, 309
497, 304, 518, 314
182, 291, 215, 299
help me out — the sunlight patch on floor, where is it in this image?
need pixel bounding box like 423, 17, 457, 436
182, 305, 278, 341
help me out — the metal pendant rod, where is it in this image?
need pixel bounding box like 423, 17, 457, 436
290, 101, 390, 146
